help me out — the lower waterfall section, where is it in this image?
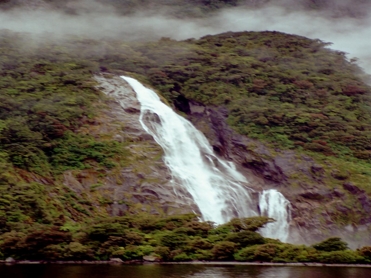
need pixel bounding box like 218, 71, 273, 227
259, 190, 291, 242
120, 75, 291, 241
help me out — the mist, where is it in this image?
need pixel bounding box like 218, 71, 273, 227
1, 0, 371, 74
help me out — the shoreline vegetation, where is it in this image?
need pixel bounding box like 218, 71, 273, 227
1, 215, 371, 265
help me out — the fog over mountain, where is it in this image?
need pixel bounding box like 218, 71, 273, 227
0, 0, 370, 74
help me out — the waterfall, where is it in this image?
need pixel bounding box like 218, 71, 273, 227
120, 76, 291, 241
259, 190, 291, 242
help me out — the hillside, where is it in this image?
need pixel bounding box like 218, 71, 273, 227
129, 32, 371, 244
0, 27, 371, 260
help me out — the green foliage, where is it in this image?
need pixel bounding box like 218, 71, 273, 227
234, 241, 367, 263
312, 237, 348, 252
211, 241, 237, 260
253, 243, 283, 261
277, 245, 314, 262
0, 228, 72, 260
234, 245, 259, 261
225, 230, 265, 247
50, 131, 123, 173
317, 250, 364, 264
153, 246, 171, 260
0, 213, 370, 263
88, 223, 128, 241
43, 242, 94, 261
172, 252, 192, 261
235, 243, 288, 262
358, 246, 371, 258
131, 31, 371, 165
160, 232, 187, 249
0, 30, 136, 179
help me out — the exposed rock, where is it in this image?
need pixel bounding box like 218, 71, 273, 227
332, 189, 344, 198
109, 258, 123, 264
143, 255, 161, 262
332, 170, 350, 180
299, 189, 329, 201
343, 182, 363, 194
310, 164, 325, 177
174, 95, 190, 114
342, 183, 371, 223
63, 171, 85, 194
5, 257, 15, 263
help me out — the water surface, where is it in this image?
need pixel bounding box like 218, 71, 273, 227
1, 264, 370, 278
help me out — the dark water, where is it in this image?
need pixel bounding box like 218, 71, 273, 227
1, 264, 371, 278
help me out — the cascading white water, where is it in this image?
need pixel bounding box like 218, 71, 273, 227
259, 189, 291, 242
120, 75, 291, 241
121, 76, 257, 224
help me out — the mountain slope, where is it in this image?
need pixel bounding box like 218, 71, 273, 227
0, 29, 371, 250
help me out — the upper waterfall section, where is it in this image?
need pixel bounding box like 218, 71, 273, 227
120, 76, 258, 224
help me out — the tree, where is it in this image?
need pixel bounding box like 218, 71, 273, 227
312, 237, 348, 252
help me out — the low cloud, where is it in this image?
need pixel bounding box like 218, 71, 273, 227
0, 0, 370, 74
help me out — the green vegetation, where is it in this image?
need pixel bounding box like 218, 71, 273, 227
0, 32, 124, 176
138, 32, 371, 164
312, 237, 348, 252
0, 214, 370, 263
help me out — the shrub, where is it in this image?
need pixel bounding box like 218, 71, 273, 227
153, 246, 171, 260
88, 223, 127, 241
225, 231, 265, 247
211, 241, 237, 260
275, 244, 313, 262
0, 228, 72, 259
160, 232, 187, 249
234, 245, 259, 261
312, 237, 348, 252
358, 246, 371, 263
186, 237, 213, 252
253, 243, 282, 262
358, 246, 371, 257
318, 250, 364, 264
111, 245, 142, 260
173, 252, 192, 261
65, 242, 94, 260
